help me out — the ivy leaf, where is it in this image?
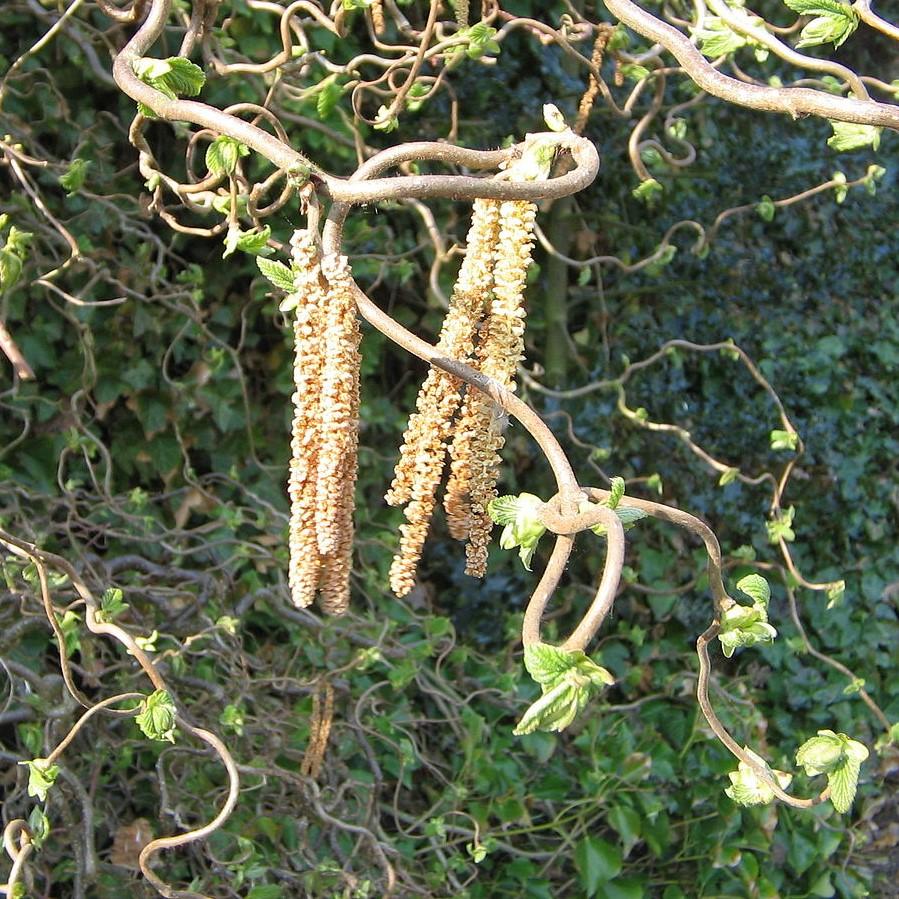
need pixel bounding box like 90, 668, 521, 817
60, 157, 91, 196
206, 135, 249, 176
135, 690, 177, 743
827, 121, 881, 153
257, 257, 295, 291
19, 759, 60, 802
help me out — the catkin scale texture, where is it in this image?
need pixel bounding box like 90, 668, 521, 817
285, 232, 360, 614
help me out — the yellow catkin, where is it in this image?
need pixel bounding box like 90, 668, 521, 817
445, 199, 537, 577
287, 230, 329, 608
314, 253, 361, 611
386, 199, 501, 597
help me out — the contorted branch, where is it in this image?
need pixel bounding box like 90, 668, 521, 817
602, 0, 899, 129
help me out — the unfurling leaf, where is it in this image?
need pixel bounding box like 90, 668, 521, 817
488, 493, 546, 570
784, 0, 859, 48
725, 748, 792, 806
718, 575, 777, 658
133, 56, 206, 118
19, 759, 60, 801
206, 135, 249, 176
769, 428, 798, 451
795, 730, 868, 812
827, 121, 881, 153
766, 505, 796, 543
515, 643, 614, 735
756, 196, 775, 222
135, 690, 177, 743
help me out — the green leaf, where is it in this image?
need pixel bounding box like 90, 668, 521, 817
488, 493, 546, 570
589, 505, 648, 537
632, 178, 662, 204
96, 587, 128, 623
223, 225, 273, 259
315, 77, 342, 119
206, 135, 249, 176
27, 805, 50, 850
608, 476, 625, 509
826, 580, 845, 609
756, 195, 775, 222
246, 887, 283, 899
795, 730, 846, 775
724, 748, 792, 807
19, 759, 60, 801
736, 573, 770, 609
827, 121, 881, 153
220, 703, 245, 735
0, 248, 23, 291
257, 257, 295, 291
766, 506, 796, 543
54, 610, 81, 656
832, 170, 848, 204
135, 690, 177, 743
133, 58, 205, 118
574, 836, 622, 895
523, 642, 614, 689
784, 0, 859, 47
719, 466, 740, 486
692, 18, 747, 58
828, 755, 861, 813
769, 429, 798, 451
59, 157, 91, 196
515, 643, 614, 735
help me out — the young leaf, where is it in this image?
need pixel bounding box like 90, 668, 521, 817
135, 690, 177, 742
488, 493, 546, 571
827, 122, 881, 153
607, 476, 625, 509
769, 429, 798, 451
756, 196, 775, 222
725, 748, 792, 806
27, 805, 50, 850
736, 573, 770, 609
766, 506, 796, 543
719, 466, 740, 486
19, 759, 60, 802
257, 256, 295, 291
96, 587, 128, 623
692, 17, 747, 57
60, 158, 91, 196
828, 756, 861, 813
206, 135, 249, 176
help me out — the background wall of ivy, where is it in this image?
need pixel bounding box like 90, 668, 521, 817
1, 2, 897, 897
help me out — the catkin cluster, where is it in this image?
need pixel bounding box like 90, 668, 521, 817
287, 230, 361, 614
386, 198, 538, 595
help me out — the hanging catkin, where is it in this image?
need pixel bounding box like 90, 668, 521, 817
385, 198, 501, 597
285, 234, 361, 614
287, 230, 329, 608
316, 254, 362, 614
444, 199, 537, 577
